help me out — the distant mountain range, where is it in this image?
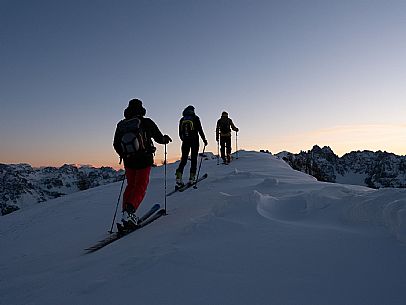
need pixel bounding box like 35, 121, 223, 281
0, 153, 219, 216
2, 148, 405, 216
274, 145, 406, 189
0, 164, 124, 215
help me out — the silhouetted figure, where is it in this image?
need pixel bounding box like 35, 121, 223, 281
113, 98, 171, 229
175, 105, 208, 187
216, 111, 238, 164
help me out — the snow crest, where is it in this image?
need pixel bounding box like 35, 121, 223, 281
255, 185, 406, 241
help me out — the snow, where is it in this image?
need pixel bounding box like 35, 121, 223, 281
335, 172, 368, 186
1, 151, 406, 305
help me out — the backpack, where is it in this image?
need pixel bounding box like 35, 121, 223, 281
180, 116, 195, 140
119, 117, 150, 157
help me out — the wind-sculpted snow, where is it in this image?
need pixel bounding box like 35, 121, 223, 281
346, 190, 406, 242
255, 192, 308, 222
254, 183, 406, 242
1, 151, 406, 305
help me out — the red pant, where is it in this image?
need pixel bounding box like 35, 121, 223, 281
123, 166, 151, 212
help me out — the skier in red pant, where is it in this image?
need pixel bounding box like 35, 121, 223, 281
113, 98, 171, 229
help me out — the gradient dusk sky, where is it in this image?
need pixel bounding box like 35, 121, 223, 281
1, 0, 405, 168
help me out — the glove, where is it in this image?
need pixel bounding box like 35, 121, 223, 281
163, 135, 172, 144
203, 139, 208, 146
235, 128, 239, 132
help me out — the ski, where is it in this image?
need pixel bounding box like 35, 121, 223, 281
137, 203, 160, 224
166, 173, 208, 196
85, 204, 165, 254
137, 208, 166, 228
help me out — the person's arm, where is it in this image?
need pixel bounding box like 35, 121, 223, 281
178, 118, 183, 141
113, 124, 123, 156
196, 117, 208, 146
230, 119, 239, 132
147, 118, 172, 144
216, 120, 220, 141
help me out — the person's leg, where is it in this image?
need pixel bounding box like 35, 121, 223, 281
189, 141, 199, 180
123, 166, 152, 213
226, 137, 232, 162
123, 167, 136, 211
220, 137, 226, 162
131, 166, 152, 211
176, 141, 191, 183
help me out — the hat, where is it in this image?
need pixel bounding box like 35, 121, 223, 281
128, 98, 143, 108
124, 98, 146, 118
183, 105, 195, 116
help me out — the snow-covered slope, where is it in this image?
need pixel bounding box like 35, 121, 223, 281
1, 151, 405, 305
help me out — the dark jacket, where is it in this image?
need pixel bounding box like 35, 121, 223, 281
113, 100, 167, 169
179, 115, 207, 143
113, 117, 167, 169
216, 116, 238, 138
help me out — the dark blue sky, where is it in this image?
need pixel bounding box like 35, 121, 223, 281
1, 0, 405, 167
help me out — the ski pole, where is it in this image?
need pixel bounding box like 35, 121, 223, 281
194, 144, 206, 189
235, 131, 239, 159
109, 173, 126, 233
217, 137, 220, 165
164, 143, 168, 214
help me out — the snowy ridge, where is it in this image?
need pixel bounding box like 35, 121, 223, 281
1, 151, 406, 305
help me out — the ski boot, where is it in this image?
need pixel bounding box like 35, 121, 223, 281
119, 203, 139, 233
188, 172, 196, 185
175, 170, 184, 190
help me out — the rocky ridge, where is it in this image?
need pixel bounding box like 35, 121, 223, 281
1, 164, 123, 215
274, 145, 406, 189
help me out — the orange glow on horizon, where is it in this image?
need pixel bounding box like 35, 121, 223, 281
2, 123, 405, 168
270, 123, 406, 157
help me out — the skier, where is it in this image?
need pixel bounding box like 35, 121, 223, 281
113, 98, 172, 229
216, 111, 239, 164
175, 105, 208, 187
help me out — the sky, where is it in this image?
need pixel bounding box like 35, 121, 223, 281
1, 0, 406, 168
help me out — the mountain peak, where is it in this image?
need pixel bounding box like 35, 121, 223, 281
281, 146, 406, 188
